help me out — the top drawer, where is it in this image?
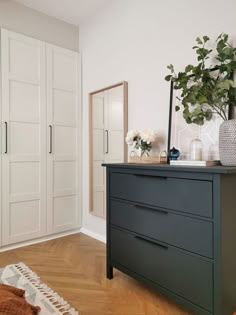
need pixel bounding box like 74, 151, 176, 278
110, 171, 212, 218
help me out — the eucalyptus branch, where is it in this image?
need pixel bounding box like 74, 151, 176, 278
165, 33, 236, 125
211, 104, 227, 120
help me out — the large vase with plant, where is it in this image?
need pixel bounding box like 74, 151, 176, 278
165, 33, 236, 166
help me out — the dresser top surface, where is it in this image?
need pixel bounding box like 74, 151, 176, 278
102, 163, 236, 174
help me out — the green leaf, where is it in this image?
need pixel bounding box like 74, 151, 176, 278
222, 33, 229, 42
167, 64, 174, 73
223, 47, 234, 56
229, 87, 236, 97
203, 36, 210, 43
217, 39, 226, 54
185, 65, 193, 73
216, 33, 223, 40
196, 48, 210, 60
197, 95, 208, 104
175, 105, 180, 112
193, 118, 204, 125
165, 75, 172, 81
229, 60, 236, 70
217, 80, 233, 90
205, 110, 213, 121
196, 37, 203, 45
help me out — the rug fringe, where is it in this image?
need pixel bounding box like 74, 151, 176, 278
14, 263, 78, 315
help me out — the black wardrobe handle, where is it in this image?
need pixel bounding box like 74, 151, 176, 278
135, 236, 168, 250
4, 122, 7, 154
105, 130, 108, 154
49, 125, 52, 154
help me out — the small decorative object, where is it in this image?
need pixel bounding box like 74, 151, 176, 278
165, 33, 236, 165
219, 119, 236, 166
169, 147, 180, 160
190, 138, 203, 161
159, 150, 168, 163
126, 129, 167, 164
126, 128, 157, 157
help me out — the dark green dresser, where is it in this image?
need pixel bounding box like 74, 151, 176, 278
103, 163, 236, 315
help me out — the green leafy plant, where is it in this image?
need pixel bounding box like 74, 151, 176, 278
165, 34, 236, 125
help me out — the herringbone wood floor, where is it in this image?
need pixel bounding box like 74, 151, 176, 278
0, 233, 192, 315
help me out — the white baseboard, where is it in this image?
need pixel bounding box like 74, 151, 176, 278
0, 228, 81, 253
80, 228, 106, 243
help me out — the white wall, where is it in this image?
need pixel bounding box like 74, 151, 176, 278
0, 0, 78, 50
79, 0, 236, 240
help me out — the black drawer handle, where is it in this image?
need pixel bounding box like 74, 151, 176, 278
134, 174, 167, 180
135, 235, 168, 250
135, 204, 168, 215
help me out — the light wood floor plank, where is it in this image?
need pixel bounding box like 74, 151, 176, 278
0, 233, 191, 315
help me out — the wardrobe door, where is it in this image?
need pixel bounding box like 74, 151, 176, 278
107, 86, 125, 163
1, 29, 47, 245
91, 92, 106, 217
46, 44, 81, 234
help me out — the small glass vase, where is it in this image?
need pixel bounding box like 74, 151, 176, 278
190, 138, 203, 161
138, 148, 150, 157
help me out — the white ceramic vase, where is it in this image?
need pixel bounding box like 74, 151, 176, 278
219, 119, 236, 166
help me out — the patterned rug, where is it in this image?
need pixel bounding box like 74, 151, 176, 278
0, 262, 78, 315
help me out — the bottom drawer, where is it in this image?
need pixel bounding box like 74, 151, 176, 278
111, 228, 213, 313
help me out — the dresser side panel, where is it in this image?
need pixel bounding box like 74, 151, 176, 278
221, 174, 236, 314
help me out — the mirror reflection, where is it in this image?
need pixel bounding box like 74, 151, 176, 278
89, 82, 128, 218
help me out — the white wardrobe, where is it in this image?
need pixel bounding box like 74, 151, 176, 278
0, 29, 81, 247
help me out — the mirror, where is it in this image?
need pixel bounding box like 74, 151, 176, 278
89, 82, 128, 218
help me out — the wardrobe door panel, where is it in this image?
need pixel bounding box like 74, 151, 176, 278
91, 93, 106, 217
109, 131, 123, 161
53, 161, 76, 194
47, 45, 81, 234
93, 129, 105, 160
10, 162, 40, 196
53, 126, 76, 157
108, 88, 123, 130
9, 37, 39, 84
53, 196, 77, 227
10, 122, 40, 156
107, 86, 124, 163
93, 160, 105, 217
92, 95, 104, 128
9, 81, 40, 123
53, 90, 76, 125
10, 200, 40, 236
53, 52, 77, 92
1, 29, 47, 245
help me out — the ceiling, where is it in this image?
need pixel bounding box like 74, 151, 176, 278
13, 0, 111, 25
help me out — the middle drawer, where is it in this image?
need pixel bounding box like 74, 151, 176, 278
110, 199, 213, 258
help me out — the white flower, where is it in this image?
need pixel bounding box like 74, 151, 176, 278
140, 128, 157, 144
126, 130, 140, 145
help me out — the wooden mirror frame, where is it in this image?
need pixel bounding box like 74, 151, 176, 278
89, 81, 128, 217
